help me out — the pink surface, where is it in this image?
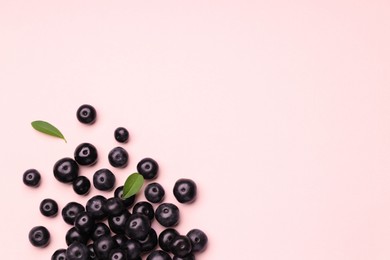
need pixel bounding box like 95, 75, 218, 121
1, 0, 390, 259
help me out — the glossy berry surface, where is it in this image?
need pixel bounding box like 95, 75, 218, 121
108, 210, 130, 234
86, 195, 107, 220
108, 147, 129, 168
103, 197, 124, 217
91, 222, 111, 241
109, 248, 127, 260
159, 228, 179, 252
93, 235, 117, 259
186, 228, 208, 252
74, 143, 98, 166
138, 228, 158, 252
172, 253, 195, 260
28, 226, 50, 248
74, 211, 95, 235
53, 157, 79, 183
23, 169, 41, 187
87, 244, 97, 259
114, 127, 129, 143
125, 213, 151, 240
147, 250, 172, 260
170, 235, 192, 258
173, 178, 197, 204
137, 158, 159, 179
93, 168, 116, 191
121, 239, 142, 260
62, 202, 85, 225
65, 227, 88, 245
155, 203, 180, 227
72, 176, 91, 195
76, 104, 96, 125
66, 241, 89, 260
133, 201, 154, 221
39, 198, 58, 217
52, 248, 67, 260
144, 182, 165, 203
114, 185, 136, 208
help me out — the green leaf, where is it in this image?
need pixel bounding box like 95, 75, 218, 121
31, 120, 67, 143
122, 173, 144, 199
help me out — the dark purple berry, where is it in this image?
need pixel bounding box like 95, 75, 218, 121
53, 157, 79, 183
39, 198, 58, 217
144, 182, 165, 203
91, 222, 111, 241
74, 212, 95, 234
72, 176, 91, 195
109, 248, 127, 260
155, 203, 180, 227
147, 250, 172, 260
159, 228, 179, 252
173, 178, 197, 203
77, 104, 96, 125
51, 249, 67, 260
125, 213, 151, 240
186, 228, 208, 252
86, 195, 107, 220
62, 202, 85, 225
108, 210, 130, 234
112, 234, 128, 248
137, 158, 158, 179
74, 143, 98, 166
121, 239, 142, 260
93, 168, 116, 191
138, 228, 158, 252
28, 226, 50, 248
114, 185, 136, 208
133, 201, 154, 221
87, 244, 97, 259
172, 253, 195, 260
65, 227, 89, 245
108, 147, 129, 168
23, 169, 41, 187
93, 235, 117, 259
66, 241, 89, 260
103, 197, 124, 217
114, 127, 129, 143
170, 235, 192, 258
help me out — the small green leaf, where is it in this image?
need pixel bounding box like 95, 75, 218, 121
31, 120, 67, 143
122, 173, 144, 199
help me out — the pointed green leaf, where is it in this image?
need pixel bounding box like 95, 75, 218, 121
31, 120, 67, 143
122, 173, 144, 199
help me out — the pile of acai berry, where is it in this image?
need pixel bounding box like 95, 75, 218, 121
23, 104, 208, 260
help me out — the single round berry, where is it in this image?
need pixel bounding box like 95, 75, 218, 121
144, 182, 165, 203
74, 211, 95, 234
170, 235, 192, 258
147, 250, 172, 260
114, 185, 136, 208
186, 228, 208, 252
65, 226, 89, 245
53, 157, 79, 183
108, 147, 129, 168
125, 213, 151, 240
91, 222, 111, 241
62, 202, 85, 225
72, 176, 91, 195
39, 198, 58, 217
173, 178, 197, 204
93, 168, 116, 191
109, 248, 127, 260
108, 210, 131, 234
137, 158, 159, 179
112, 234, 128, 248
133, 201, 154, 221
114, 127, 129, 143
74, 143, 98, 166
28, 226, 50, 248
155, 203, 180, 227
23, 169, 41, 187
52, 248, 67, 260
66, 241, 89, 260
76, 104, 97, 125
103, 197, 125, 217
86, 195, 107, 220
93, 235, 117, 259
172, 253, 195, 260
121, 239, 142, 260
159, 228, 179, 252
138, 228, 158, 252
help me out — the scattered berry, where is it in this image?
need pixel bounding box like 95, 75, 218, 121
74, 142, 98, 166
72, 176, 91, 195
145, 182, 165, 203
108, 147, 129, 168
155, 203, 180, 227
66, 241, 89, 260
39, 198, 58, 217
28, 226, 50, 248
170, 235, 192, 258
53, 157, 79, 183
137, 157, 159, 179
93, 168, 116, 191
76, 104, 96, 125
187, 228, 208, 252
62, 202, 85, 225
173, 178, 197, 204
23, 169, 41, 187
114, 127, 129, 143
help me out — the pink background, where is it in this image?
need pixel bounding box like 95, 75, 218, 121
1, 0, 390, 259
